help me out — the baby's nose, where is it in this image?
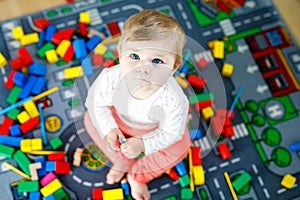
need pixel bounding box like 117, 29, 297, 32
136, 65, 151, 74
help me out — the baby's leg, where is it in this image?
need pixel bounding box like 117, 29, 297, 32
84, 112, 135, 183
128, 127, 190, 198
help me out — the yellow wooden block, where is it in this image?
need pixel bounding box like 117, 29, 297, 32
23, 100, 39, 118
40, 179, 62, 196
79, 12, 90, 24
103, 188, 124, 200
20, 139, 32, 153
56, 40, 71, 58
46, 49, 59, 63
213, 40, 224, 59
175, 75, 188, 89
281, 174, 296, 189
12, 26, 24, 40
31, 138, 43, 151
94, 43, 107, 55
20, 33, 39, 46
64, 66, 84, 79
222, 63, 234, 77
202, 107, 214, 120
193, 165, 205, 185
17, 111, 30, 124
0, 52, 8, 68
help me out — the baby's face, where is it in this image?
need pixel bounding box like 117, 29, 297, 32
119, 39, 177, 99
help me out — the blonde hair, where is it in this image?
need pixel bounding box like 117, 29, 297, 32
117, 9, 186, 69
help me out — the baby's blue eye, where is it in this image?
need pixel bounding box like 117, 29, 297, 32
152, 58, 163, 64
130, 53, 140, 60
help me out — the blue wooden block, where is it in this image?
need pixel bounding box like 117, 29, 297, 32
0, 135, 22, 147
98, 27, 108, 37
29, 62, 47, 77
32, 77, 47, 95
189, 129, 202, 140
290, 141, 300, 152
86, 35, 102, 52
73, 39, 87, 59
82, 57, 93, 76
45, 25, 56, 42
43, 194, 56, 200
10, 124, 22, 137
19, 76, 38, 99
30, 191, 41, 200
45, 161, 56, 172
175, 161, 187, 176
35, 156, 47, 176
13, 71, 27, 87
121, 181, 130, 196
37, 31, 45, 49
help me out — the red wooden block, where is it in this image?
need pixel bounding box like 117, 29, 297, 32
78, 22, 88, 37
51, 32, 63, 45
195, 100, 213, 111
104, 59, 115, 68
187, 74, 206, 89
48, 153, 65, 161
63, 44, 74, 62
18, 47, 33, 66
218, 142, 232, 160
20, 117, 40, 134
188, 105, 192, 113
217, 1, 231, 14
93, 54, 103, 66
34, 18, 51, 31
166, 168, 180, 181
224, 125, 234, 138
197, 57, 208, 70
191, 147, 202, 166
55, 162, 70, 174
224, 117, 232, 127
59, 28, 75, 40
107, 21, 120, 36
5, 70, 17, 89
10, 58, 23, 70
92, 188, 103, 200
0, 117, 14, 136
113, 50, 119, 60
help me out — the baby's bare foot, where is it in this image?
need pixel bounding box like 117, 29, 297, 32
127, 174, 150, 200
106, 166, 126, 184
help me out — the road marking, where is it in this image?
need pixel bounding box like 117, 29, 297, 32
94, 182, 104, 187
213, 178, 220, 188
252, 164, 258, 174
64, 143, 70, 153
149, 188, 158, 194
56, 23, 65, 29
161, 183, 170, 190
219, 191, 225, 200
73, 175, 82, 183
208, 166, 218, 172
84, 77, 91, 89
122, 5, 143, 12
203, 31, 212, 37
253, 15, 261, 21
67, 20, 77, 26
147, 0, 156, 4
186, 21, 192, 30
233, 21, 242, 27
258, 176, 264, 186
101, 11, 109, 17
243, 19, 251, 24
181, 12, 187, 20
172, 181, 178, 185
177, 2, 183, 11
78, 128, 85, 135
2, 77, 6, 83
220, 162, 229, 168
69, 134, 76, 142
263, 188, 270, 199
231, 157, 240, 164
272, 10, 278, 15
1, 67, 5, 75
111, 8, 120, 14
263, 12, 271, 18
83, 181, 92, 187
277, 188, 286, 194
213, 28, 221, 33
27, 16, 41, 32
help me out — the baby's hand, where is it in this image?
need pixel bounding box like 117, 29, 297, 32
121, 137, 145, 159
105, 128, 126, 152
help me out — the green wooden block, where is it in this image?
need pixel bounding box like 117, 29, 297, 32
0, 144, 15, 158
13, 150, 31, 175
6, 86, 22, 104
232, 172, 252, 192
49, 136, 63, 150
179, 174, 190, 188
181, 188, 193, 199
6, 108, 20, 120
53, 188, 69, 200
104, 50, 117, 60
164, 196, 177, 200
18, 180, 39, 192
36, 42, 56, 58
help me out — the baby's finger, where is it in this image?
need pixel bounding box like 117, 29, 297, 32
108, 140, 119, 152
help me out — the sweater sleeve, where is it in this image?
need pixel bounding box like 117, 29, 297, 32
85, 68, 118, 138
142, 89, 189, 155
